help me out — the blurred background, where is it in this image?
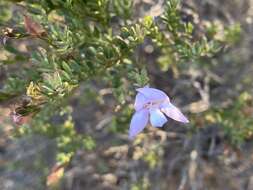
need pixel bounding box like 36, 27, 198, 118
0, 0, 253, 189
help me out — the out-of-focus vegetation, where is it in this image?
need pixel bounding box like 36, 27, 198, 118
0, 0, 253, 189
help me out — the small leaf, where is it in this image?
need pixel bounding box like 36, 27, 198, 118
24, 15, 46, 37
46, 165, 65, 187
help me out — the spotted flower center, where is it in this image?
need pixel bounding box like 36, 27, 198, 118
143, 99, 165, 109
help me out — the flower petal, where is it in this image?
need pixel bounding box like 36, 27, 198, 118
161, 103, 189, 123
129, 109, 149, 139
149, 108, 167, 127
136, 87, 170, 102
134, 92, 149, 111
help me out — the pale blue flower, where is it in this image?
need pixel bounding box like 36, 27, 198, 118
129, 87, 189, 138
